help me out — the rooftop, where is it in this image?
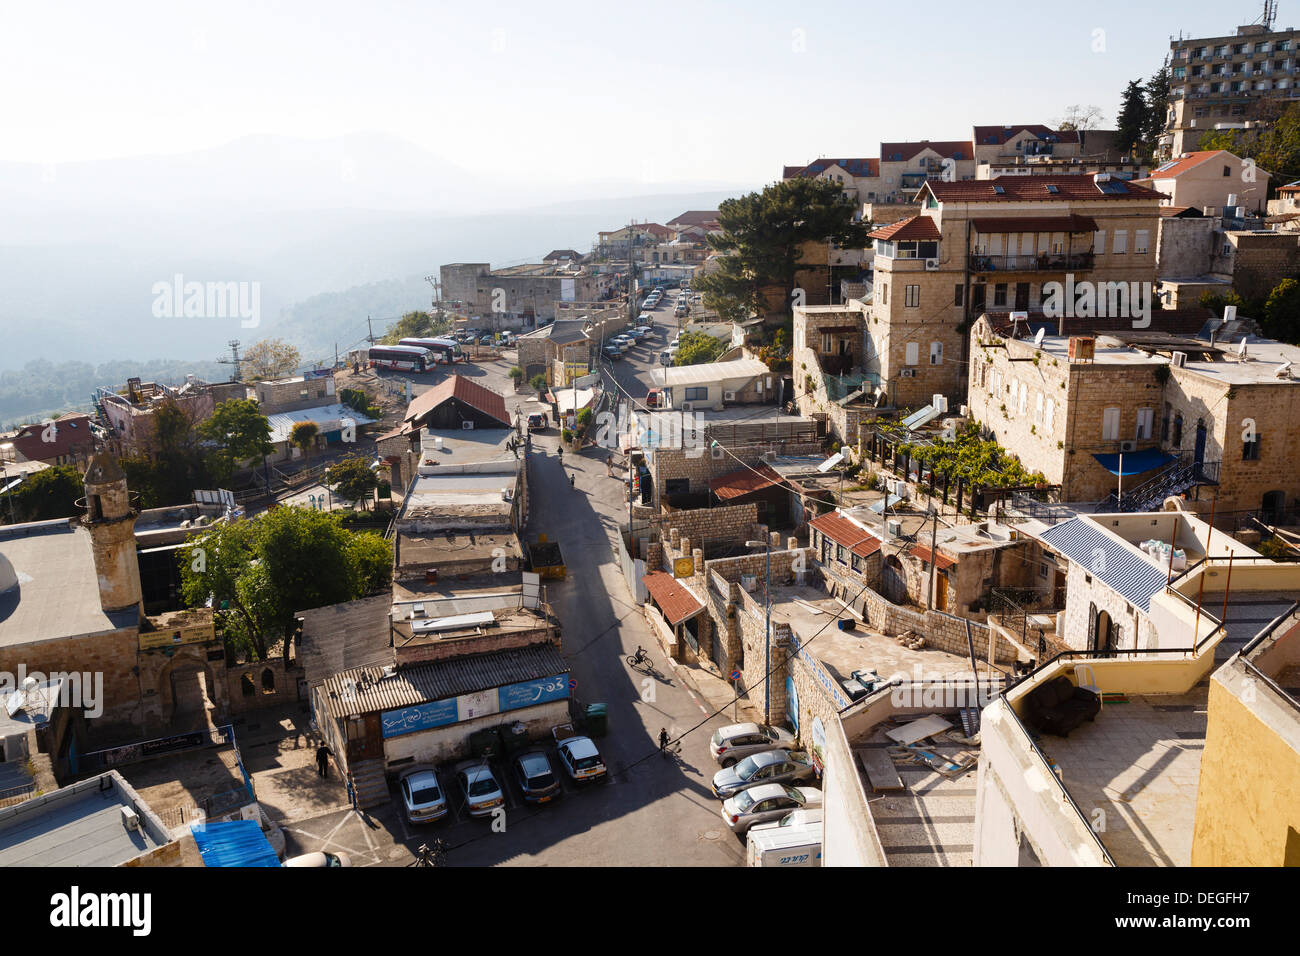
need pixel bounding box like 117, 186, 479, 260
266, 403, 375, 444
922, 174, 1162, 203
0, 771, 171, 867
404, 374, 511, 429
0, 521, 138, 649
402, 472, 517, 524
657, 357, 769, 388
395, 529, 522, 568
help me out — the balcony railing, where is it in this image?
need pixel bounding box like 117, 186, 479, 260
968, 252, 1095, 273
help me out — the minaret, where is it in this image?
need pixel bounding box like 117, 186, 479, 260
82, 452, 143, 617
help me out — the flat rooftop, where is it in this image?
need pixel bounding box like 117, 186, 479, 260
850, 716, 979, 866
0, 521, 138, 649
396, 530, 522, 567
1044, 684, 1208, 867
402, 473, 517, 522
417, 426, 516, 467
766, 587, 976, 684
0, 772, 170, 867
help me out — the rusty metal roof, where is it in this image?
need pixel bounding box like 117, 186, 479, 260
643, 571, 706, 627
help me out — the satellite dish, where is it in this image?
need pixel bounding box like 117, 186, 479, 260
1277, 360, 1293, 379
1033, 327, 1046, 347
1238, 337, 1249, 360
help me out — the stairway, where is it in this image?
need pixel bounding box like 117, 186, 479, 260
347, 758, 391, 810
1100, 455, 1219, 514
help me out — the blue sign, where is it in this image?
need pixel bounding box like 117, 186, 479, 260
381, 698, 458, 738
730, 670, 742, 682
786, 676, 800, 732
498, 673, 570, 713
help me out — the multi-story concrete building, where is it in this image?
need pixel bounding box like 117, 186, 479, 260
1137, 149, 1269, 214
1162, 21, 1300, 159
439, 262, 614, 329
878, 140, 976, 204
867, 174, 1163, 410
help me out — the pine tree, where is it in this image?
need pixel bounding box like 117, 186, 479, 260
1115, 80, 1147, 159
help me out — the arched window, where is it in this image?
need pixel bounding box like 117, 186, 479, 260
240, 673, 255, 697
262, 668, 276, 695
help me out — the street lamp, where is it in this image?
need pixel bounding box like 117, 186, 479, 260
745, 536, 773, 725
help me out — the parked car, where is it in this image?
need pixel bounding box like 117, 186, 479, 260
527, 412, 549, 431
634, 325, 653, 338
454, 760, 505, 817
284, 851, 353, 867
638, 311, 653, 323
692, 293, 702, 304
659, 350, 673, 366
398, 767, 449, 824
721, 784, 823, 835
553, 723, 607, 783
750, 807, 824, 834
645, 387, 666, 408
604, 345, 623, 360
513, 750, 561, 803
709, 722, 798, 767
711, 749, 817, 799
674, 304, 689, 318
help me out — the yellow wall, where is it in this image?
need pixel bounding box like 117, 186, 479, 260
1191, 673, 1300, 866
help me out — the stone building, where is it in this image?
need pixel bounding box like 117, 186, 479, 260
439, 261, 613, 328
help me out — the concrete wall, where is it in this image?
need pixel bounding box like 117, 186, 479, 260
1155, 216, 1215, 277
254, 375, 335, 415
0, 628, 142, 730
381, 699, 569, 767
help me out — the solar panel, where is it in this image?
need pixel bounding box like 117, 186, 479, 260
1046, 184, 1059, 194
993, 184, 1005, 194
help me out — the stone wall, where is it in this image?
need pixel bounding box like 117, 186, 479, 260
226, 657, 297, 715
0, 628, 143, 733
1059, 560, 1155, 652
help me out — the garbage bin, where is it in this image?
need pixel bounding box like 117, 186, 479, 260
584, 703, 608, 738
469, 726, 502, 758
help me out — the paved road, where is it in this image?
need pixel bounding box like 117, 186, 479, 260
284, 344, 746, 866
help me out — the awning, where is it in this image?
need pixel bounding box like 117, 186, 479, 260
1091, 449, 1175, 476
642, 571, 706, 627
191, 820, 281, 867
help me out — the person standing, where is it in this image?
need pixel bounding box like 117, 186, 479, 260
316, 744, 330, 778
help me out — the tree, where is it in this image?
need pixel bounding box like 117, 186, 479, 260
328, 454, 379, 509
1143, 66, 1170, 150
290, 421, 319, 464
200, 398, 273, 482
178, 507, 392, 660
694, 177, 870, 322
381, 310, 452, 344
1263, 278, 1300, 345
3, 465, 83, 523
1057, 104, 1104, 132
529, 374, 548, 397
131, 398, 213, 506
1115, 79, 1147, 159
673, 331, 726, 366
241, 338, 301, 381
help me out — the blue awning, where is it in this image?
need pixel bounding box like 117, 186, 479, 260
1091, 449, 1174, 476
191, 820, 281, 867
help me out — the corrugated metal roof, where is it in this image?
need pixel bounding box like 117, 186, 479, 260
658, 358, 769, 388
267, 404, 376, 444
901, 405, 941, 431
643, 572, 706, 626
709, 463, 784, 500
191, 820, 281, 867
320, 643, 568, 719
1038, 518, 1169, 612
404, 374, 510, 428
810, 511, 882, 558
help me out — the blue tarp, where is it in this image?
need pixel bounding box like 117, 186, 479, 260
191, 820, 281, 867
1091, 449, 1174, 477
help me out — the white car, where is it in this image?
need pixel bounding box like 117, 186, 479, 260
399, 767, 448, 824
555, 732, 607, 783
749, 807, 824, 836
721, 785, 823, 835
284, 851, 352, 867
454, 760, 505, 817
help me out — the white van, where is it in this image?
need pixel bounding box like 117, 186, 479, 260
745, 820, 822, 867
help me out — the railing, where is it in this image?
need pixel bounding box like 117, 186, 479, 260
0, 783, 36, 808
1098, 456, 1221, 513
968, 252, 1095, 273
990, 586, 1066, 656
1007, 493, 1075, 525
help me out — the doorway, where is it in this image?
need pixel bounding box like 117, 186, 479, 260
170, 663, 212, 719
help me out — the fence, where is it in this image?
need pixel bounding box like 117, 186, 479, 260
79, 725, 233, 773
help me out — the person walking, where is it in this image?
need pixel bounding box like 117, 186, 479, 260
658, 727, 670, 754
569, 473, 575, 489
316, 743, 330, 778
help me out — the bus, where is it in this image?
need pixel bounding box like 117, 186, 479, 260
398, 337, 464, 364
367, 345, 431, 372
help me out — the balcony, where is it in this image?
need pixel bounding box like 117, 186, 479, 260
968, 252, 1095, 274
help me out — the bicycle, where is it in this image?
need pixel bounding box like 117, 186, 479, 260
408, 839, 447, 868
626, 645, 652, 671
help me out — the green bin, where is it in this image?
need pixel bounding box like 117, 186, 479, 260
584, 703, 608, 738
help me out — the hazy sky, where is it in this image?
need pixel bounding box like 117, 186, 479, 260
0, 1, 1283, 186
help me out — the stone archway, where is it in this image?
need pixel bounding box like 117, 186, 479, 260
155, 650, 221, 730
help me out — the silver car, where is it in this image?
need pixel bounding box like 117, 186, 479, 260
398, 766, 449, 824
711, 749, 816, 799
709, 722, 798, 767
721, 784, 823, 835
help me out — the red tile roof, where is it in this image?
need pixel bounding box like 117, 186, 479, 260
810, 512, 881, 558
881, 140, 974, 163
7, 413, 96, 463
973, 125, 1080, 147
785, 158, 880, 180
1146, 150, 1227, 179
867, 216, 942, 241
921, 175, 1162, 203
643, 571, 706, 626
709, 463, 784, 500
909, 543, 956, 571
667, 210, 721, 227
970, 214, 1098, 233
404, 373, 510, 428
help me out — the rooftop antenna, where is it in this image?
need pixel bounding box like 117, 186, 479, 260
215, 339, 241, 382
423, 274, 441, 310
1258, 0, 1277, 30
1033, 326, 1046, 348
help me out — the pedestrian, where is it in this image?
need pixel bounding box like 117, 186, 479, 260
658, 727, 670, 753
569, 473, 575, 489
316, 743, 330, 778
606, 455, 613, 477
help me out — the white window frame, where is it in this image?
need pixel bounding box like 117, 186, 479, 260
1135, 229, 1149, 255
1136, 407, 1154, 440
1112, 231, 1128, 255
929, 341, 943, 365
905, 342, 919, 366
1102, 406, 1120, 440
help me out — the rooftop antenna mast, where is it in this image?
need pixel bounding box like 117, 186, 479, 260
216, 339, 242, 382
424, 273, 441, 310
1258, 0, 1277, 29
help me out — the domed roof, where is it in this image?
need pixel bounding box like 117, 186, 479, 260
0, 551, 16, 594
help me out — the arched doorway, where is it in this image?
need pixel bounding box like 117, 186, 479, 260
1263, 490, 1286, 525
881, 555, 907, 604
158, 653, 219, 728
1091, 608, 1114, 655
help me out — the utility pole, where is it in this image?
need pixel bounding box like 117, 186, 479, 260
216, 339, 242, 382
927, 507, 939, 610
367, 315, 375, 345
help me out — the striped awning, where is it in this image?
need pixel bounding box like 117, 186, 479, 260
1038, 518, 1169, 612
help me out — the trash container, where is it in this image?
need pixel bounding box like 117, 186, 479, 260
837, 618, 856, 632
469, 726, 502, 758
584, 703, 608, 738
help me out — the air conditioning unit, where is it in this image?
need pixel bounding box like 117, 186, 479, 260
723, 391, 736, 402
932, 394, 949, 413
741, 574, 758, 592
680, 402, 692, 412
895, 483, 910, 500
1171, 351, 1188, 368
121, 807, 140, 831
901, 368, 916, 378
1120, 440, 1138, 453
924, 258, 940, 271
886, 519, 903, 537
461, 421, 475, 430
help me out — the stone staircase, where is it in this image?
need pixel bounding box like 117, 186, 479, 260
347, 758, 390, 810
